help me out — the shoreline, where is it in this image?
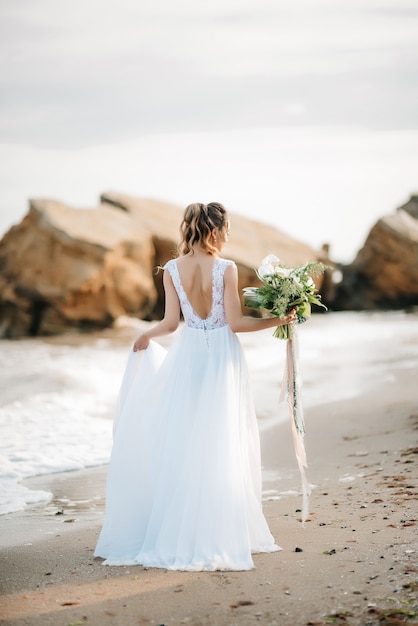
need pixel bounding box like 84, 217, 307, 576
1, 363, 417, 625
2, 310, 417, 519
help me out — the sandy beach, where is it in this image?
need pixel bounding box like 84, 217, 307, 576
1, 319, 417, 626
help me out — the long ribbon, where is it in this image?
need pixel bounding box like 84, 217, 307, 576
280, 324, 310, 524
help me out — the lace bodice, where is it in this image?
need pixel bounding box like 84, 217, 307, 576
164, 258, 234, 330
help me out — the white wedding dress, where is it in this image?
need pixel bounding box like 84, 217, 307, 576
94, 257, 280, 570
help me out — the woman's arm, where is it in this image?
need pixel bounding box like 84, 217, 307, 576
224, 263, 296, 333
133, 270, 181, 351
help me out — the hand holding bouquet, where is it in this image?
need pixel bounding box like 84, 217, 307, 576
243, 254, 328, 339
243, 254, 328, 523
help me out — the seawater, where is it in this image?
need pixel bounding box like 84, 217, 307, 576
0, 311, 417, 515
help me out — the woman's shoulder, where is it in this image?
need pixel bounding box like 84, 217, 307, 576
216, 258, 236, 278
218, 257, 236, 270
163, 258, 177, 272
218, 257, 235, 266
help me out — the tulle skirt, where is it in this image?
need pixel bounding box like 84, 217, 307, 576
94, 324, 280, 570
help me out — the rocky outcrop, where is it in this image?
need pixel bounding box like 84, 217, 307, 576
0, 192, 322, 337
333, 195, 418, 310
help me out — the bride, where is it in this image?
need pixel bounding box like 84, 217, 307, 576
94, 201, 296, 571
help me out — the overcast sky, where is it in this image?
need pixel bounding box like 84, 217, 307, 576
1, 0, 418, 260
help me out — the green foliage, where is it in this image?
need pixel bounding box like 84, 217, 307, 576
243, 260, 328, 339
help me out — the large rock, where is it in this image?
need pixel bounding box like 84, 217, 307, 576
333, 195, 418, 310
0, 192, 322, 337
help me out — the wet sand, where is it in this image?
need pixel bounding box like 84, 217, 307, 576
1, 362, 417, 625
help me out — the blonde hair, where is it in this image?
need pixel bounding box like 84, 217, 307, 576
179, 202, 228, 255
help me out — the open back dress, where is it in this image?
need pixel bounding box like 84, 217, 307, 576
94, 257, 280, 570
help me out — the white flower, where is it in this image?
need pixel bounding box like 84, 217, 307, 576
275, 266, 293, 279
261, 253, 280, 265
258, 254, 280, 278
290, 275, 302, 288
242, 287, 258, 297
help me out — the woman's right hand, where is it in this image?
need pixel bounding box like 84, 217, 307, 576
280, 308, 297, 325
133, 334, 150, 351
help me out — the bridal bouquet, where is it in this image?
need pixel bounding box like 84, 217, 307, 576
243, 254, 327, 339
243, 254, 328, 523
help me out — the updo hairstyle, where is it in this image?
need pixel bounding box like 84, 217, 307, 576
179, 202, 228, 255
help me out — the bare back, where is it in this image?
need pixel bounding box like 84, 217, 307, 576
175, 254, 216, 320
